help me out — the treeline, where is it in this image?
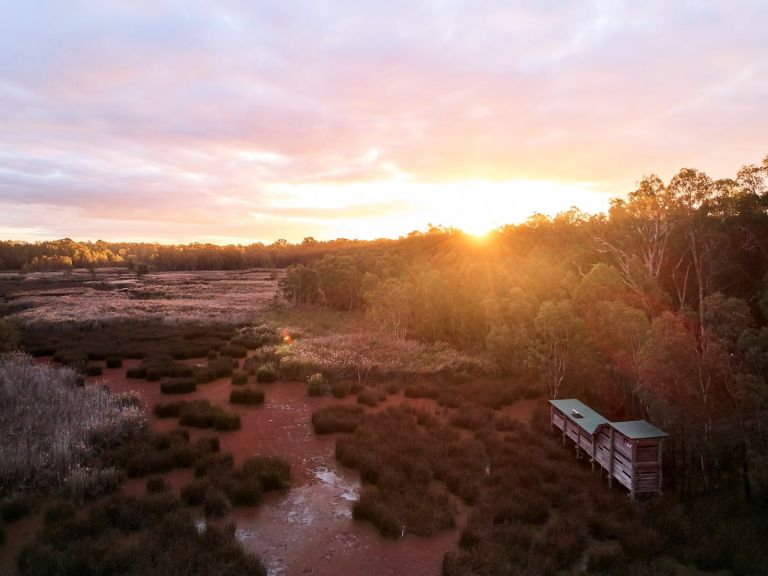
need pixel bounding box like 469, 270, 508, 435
278, 155, 768, 500
0, 237, 375, 272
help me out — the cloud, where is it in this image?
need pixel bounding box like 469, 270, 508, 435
0, 0, 766, 242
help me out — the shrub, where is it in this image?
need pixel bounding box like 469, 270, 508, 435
153, 402, 183, 418
210, 357, 235, 377
307, 372, 330, 396
403, 382, 439, 399
207, 350, 219, 360
17, 498, 267, 576
384, 382, 401, 395
146, 368, 162, 382
194, 366, 218, 384
86, 364, 103, 377
43, 501, 76, 525
0, 354, 146, 494
230, 388, 265, 405
0, 517, 4, 546
204, 488, 232, 518
157, 400, 241, 431
170, 345, 209, 360
231, 371, 248, 385
1, 495, 33, 523
220, 344, 247, 359
213, 412, 241, 431
160, 379, 197, 394
63, 466, 123, 502
450, 406, 494, 431
256, 365, 276, 383
331, 381, 351, 398
312, 406, 364, 434
146, 476, 169, 494
225, 474, 263, 507
126, 366, 147, 379
105, 357, 123, 369
194, 453, 234, 478
242, 456, 291, 491
181, 479, 211, 506
357, 388, 384, 407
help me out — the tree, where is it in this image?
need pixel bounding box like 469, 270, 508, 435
279, 264, 319, 305
533, 300, 583, 399
365, 278, 411, 341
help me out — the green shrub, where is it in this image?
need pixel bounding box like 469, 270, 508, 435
242, 456, 291, 491
105, 357, 123, 369
357, 388, 384, 407
146, 368, 162, 382
404, 382, 439, 399
307, 372, 330, 397
230, 388, 265, 405
312, 406, 364, 434
153, 402, 183, 418
43, 501, 76, 525
126, 366, 147, 379
256, 364, 276, 383
211, 357, 235, 377
181, 479, 210, 506
170, 345, 209, 360
231, 371, 248, 385
331, 381, 351, 398
17, 497, 267, 576
146, 476, 169, 494
194, 453, 234, 478
220, 344, 247, 359
63, 466, 123, 502
160, 379, 197, 394
204, 488, 232, 518
1, 495, 33, 523
194, 366, 218, 384
85, 364, 103, 377
158, 400, 241, 431
213, 412, 241, 431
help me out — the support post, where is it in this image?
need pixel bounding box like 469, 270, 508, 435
630, 441, 637, 501
658, 439, 664, 496
608, 427, 615, 489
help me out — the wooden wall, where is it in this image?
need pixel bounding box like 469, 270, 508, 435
551, 407, 663, 498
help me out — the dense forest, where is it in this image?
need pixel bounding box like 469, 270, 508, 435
4, 156, 768, 503
280, 155, 768, 502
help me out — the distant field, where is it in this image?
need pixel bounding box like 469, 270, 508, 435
0, 268, 279, 326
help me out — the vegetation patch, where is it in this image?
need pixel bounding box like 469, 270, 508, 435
333, 407, 486, 537
16, 495, 266, 576
255, 364, 276, 383
229, 387, 265, 405
153, 399, 241, 431
307, 372, 330, 396
0, 353, 146, 494
357, 388, 386, 407
159, 378, 197, 394
312, 405, 364, 434
108, 430, 219, 477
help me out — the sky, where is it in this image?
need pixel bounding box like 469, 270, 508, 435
0, 0, 766, 244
